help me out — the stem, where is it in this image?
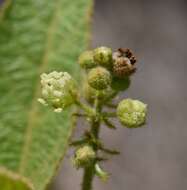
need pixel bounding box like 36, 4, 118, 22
82, 160, 95, 190
75, 99, 96, 117
102, 112, 117, 118
81, 97, 101, 190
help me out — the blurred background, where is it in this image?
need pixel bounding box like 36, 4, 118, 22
50, 0, 187, 189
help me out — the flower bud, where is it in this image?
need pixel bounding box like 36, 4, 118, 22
113, 48, 136, 78
94, 47, 112, 68
78, 50, 97, 69
117, 99, 147, 128
73, 145, 96, 168
88, 67, 111, 90
38, 71, 76, 112
84, 82, 114, 104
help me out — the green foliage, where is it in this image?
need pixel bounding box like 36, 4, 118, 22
0, 167, 34, 190
0, 0, 93, 190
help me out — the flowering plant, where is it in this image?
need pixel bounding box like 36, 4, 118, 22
39, 47, 148, 190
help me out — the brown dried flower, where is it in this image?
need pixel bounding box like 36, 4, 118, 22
112, 48, 137, 78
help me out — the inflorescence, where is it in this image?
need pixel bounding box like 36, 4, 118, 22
38, 46, 148, 182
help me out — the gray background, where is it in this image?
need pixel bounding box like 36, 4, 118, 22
50, 0, 187, 189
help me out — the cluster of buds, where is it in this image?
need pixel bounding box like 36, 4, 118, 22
79, 47, 137, 97
78, 46, 147, 128
38, 47, 147, 127
79, 47, 113, 91
38, 46, 148, 184
38, 71, 77, 112
78, 47, 134, 105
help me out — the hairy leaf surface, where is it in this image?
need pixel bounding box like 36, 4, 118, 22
0, 0, 92, 189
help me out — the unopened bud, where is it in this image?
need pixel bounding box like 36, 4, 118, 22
94, 47, 112, 68
84, 82, 114, 103
88, 67, 111, 90
78, 50, 97, 69
73, 145, 96, 168
117, 99, 147, 128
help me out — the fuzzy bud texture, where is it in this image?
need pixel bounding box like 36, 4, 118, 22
38, 71, 76, 112
74, 145, 96, 168
117, 99, 147, 128
78, 50, 97, 69
84, 82, 114, 103
113, 49, 136, 78
94, 47, 112, 68
88, 67, 111, 90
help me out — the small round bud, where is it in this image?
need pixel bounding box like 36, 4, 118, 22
38, 71, 76, 112
84, 82, 114, 104
113, 57, 136, 78
111, 77, 130, 91
73, 145, 96, 168
94, 47, 112, 68
88, 67, 111, 90
78, 50, 97, 69
117, 99, 147, 128
112, 48, 137, 78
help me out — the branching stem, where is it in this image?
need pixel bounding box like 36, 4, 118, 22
75, 99, 96, 117
81, 97, 101, 190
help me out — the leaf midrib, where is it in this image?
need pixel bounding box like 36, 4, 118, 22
18, 0, 62, 174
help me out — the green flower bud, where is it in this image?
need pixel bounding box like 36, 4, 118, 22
117, 99, 147, 128
111, 77, 130, 91
78, 50, 97, 69
84, 82, 114, 104
88, 67, 111, 90
38, 71, 76, 112
73, 145, 96, 168
94, 47, 112, 68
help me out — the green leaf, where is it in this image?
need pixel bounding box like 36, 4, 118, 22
0, 0, 93, 189
0, 167, 34, 190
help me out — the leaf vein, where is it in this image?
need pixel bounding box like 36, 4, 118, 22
18, 0, 61, 174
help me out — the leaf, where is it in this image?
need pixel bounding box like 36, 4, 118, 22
0, 167, 34, 190
0, 0, 93, 189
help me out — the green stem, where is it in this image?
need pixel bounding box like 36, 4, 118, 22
81, 97, 101, 190
75, 99, 96, 117
102, 112, 116, 118
81, 153, 95, 190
